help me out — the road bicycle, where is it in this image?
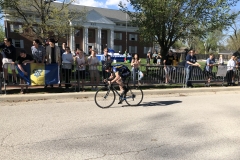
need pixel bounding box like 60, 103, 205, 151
94, 78, 144, 108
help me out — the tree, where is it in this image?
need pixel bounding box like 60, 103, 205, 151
119, 0, 240, 59
0, 0, 86, 42
0, 25, 5, 41
226, 15, 240, 51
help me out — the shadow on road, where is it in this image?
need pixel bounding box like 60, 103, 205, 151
122, 100, 182, 107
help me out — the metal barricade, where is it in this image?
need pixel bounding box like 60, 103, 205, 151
185, 65, 240, 87
142, 65, 185, 87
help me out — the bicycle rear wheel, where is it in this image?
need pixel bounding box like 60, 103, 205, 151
95, 87, 116, 108
125, 86, 143, 106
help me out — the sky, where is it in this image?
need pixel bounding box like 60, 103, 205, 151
65, 0, 240, 11
58, 0, 130, 9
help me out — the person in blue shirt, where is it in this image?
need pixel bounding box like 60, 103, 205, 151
103, 63, 131, 104
185, 50, 201, 87
205, 53, 217, 87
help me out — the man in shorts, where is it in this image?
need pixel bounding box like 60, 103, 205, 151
103, 63, 131, 104
0, 37, 17, 85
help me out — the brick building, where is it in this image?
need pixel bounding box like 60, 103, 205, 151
4, 3, 152, 57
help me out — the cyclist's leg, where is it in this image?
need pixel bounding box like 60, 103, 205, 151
116, 77, 124, 93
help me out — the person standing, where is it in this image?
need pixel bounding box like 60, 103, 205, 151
31, 39, 45, 63
0, 37, 17, 85
131, 53, 143, 85
152, 51, 158, 65
157, 53, 162, 65
146, 51, 151, 65
185, 50, 201, 88
16, 49, 34, 94
226, 55, 237, 86
101, 48, 112, 79
218, 54, 224, 65
45, 38, 61, 88
62, 46, 73, 91
205, 53, 216, 87
88, 49, 100, 90
163, 50, 174, 84
75, 49, 87, 91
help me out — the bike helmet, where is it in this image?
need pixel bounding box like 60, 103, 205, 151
103, 62, 112, 70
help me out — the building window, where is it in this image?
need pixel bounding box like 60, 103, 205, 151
88, 31, 93, 38
129, 34, 137, 41
76, 44, 80, 50
114, 33, 122, 40
10, 24, 23, 33
101, 32, 105, 40
75, 30, 80, 37
12, 39, 24, 48
129, 46, 137, 54
114, 45, 122, 53
116, 23, 121, 26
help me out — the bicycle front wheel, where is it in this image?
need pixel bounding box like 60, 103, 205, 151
125, 86, 143, 106
94, 87, 116, 108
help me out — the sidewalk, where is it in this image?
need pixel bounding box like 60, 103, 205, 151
1, 86, 240, 102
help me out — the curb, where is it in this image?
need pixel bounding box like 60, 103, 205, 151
1, 86, 240, 102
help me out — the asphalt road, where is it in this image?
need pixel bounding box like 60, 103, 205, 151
1, 92, 240, 160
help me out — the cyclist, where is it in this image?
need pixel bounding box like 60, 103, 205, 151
103, 63, 131, 104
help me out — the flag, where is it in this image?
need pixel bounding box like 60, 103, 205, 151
16, 63, 59, 86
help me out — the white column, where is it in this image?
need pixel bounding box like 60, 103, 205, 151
83, 27, 88, 54
98, 27, 102, 53
110, 29, 114, 50
107, 29, 110, 49
95, 28, 98, 52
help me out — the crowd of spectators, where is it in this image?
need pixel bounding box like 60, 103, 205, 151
1, 36, 240, 94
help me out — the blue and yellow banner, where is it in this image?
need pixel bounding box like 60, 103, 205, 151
16, 63, 59, 86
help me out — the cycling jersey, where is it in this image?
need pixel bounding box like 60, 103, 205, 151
112, 64, 131, 79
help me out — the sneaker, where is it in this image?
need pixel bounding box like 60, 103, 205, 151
50, 84, 53, 88
44, 85, 48, 88
118, 96, 125, 104
13, 81, 17, 85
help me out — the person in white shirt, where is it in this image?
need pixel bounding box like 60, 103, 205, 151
62, 46, 73, 91
88, 49, 100, 90
227, 55, 237, 86
75, 49, 87, 91
218, 54, 224, 65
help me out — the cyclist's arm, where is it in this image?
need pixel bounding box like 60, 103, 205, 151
107, 72, 115, 81
110, 72, 121, 83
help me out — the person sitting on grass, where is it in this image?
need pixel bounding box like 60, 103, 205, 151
103, 63, 131, 104
16, 49, 34, 94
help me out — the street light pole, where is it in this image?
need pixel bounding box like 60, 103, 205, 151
124, 4, 127, 53
204, 42, 207, 59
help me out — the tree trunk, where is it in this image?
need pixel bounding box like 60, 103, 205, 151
160, 45, 170, 63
